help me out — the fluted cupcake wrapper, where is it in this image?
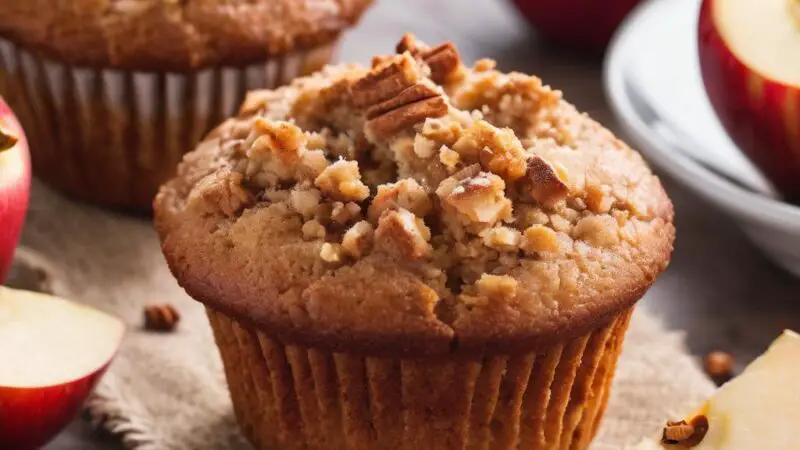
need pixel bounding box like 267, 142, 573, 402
206, 308, 634, 450
0, 38, 336, 211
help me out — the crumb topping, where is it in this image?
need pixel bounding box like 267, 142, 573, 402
159, 34, 674, 330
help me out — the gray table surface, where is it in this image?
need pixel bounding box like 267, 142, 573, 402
46, 0, 800, 448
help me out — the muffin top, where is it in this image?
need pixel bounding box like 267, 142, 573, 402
0, 0, 373, 71
155, 35, 674, 356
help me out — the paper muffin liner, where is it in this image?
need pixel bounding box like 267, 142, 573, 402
0, 38, 336, 211
206, 307, 634, 450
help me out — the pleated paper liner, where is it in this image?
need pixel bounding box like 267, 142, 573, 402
206, 307, 634, 450
0, 38, 336, 211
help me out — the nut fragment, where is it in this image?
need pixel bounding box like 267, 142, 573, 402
437, 171, 512, 225
368, 178, 432, 222
341, 221, 374, 259
521, 224, 559, 254
314, 160, 370, 202
351, 53, 421, 108
320, 242, 343, 263
374, 208, 431, 259
396, 33, 462, 83
144, 304, 180, 332
452, 120, 528, 182
661, 416, 709, 447
525, 155, 569, 207
704, 351, 734, 385
481, 226, 521, 251
475, 274, 518, 300
365, 85, 448, 140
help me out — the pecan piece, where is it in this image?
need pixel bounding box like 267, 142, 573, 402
365, 86, 448, 140
661, 416, 709, 447
374, 208, 432, 260
144, 304, 180, 332
525, 155, 569, 207
396, 33, 462, 83
351, 53, 421, 108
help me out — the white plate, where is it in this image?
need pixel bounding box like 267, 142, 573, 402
605, 0, 800, 278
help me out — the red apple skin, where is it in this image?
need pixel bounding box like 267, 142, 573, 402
510, 0, 644, 50
699, 0, 800, 204
0, 96, 31, 282
0, 363, 111, 450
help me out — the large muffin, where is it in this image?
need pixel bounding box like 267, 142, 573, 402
0, 0, 373, 210
155, 35, 674, 450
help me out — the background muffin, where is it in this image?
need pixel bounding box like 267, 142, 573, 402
155, 35, 674, 449
0, 0, 373, 211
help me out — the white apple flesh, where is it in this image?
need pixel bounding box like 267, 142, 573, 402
0, 287, 125, 450
0, 96, 30, 282
628, 330, 800, 449
698, 0, 800, 203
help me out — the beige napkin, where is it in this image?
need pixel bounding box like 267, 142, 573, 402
11, 181, 715, 450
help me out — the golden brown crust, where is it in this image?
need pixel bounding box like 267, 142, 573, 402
154, 36, 675, 357
0, 0, 374, 71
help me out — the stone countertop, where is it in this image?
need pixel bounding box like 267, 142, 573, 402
45, 0, 800, 448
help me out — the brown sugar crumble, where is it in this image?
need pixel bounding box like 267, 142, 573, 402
162, 34, 674, 312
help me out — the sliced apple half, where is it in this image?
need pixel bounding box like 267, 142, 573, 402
0, 287, 125, 450
698, 0, 800, 203
0, 96, 30, 282
628, 330, 800, 449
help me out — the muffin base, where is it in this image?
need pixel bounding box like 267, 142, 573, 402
0, 38, 336, 211
206, 307, 633, 450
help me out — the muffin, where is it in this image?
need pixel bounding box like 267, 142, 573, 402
155, 34, 674, 449
0, 0, 373, 211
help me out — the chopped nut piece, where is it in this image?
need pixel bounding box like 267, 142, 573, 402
661, 416, 709, 447
351, 53, 421, 108
143, 304, 180, 332
704, 351, 735, 385
452, 120, 528, 181
365, 84, 448, 140
315, 160, 370, 202
395, 33, 462, 83
439, 146, 460, 170
320, 242, 344, 263
413, 134, 437, 158
421, 117, 462, 146
300, 149, 330, 179
368, 178, 432, 222
584, 184, 614, 214
249, 119, 306, 166
525, 155, 569, 207
475, 274, 518, 300
437, 171, 512, 225
331, 201, 362, 224
374, 208, 432, 259
481, 226, 522, 251
187, 171, 255, 217
573, 215, 620, 247
521, 225, 559, 254
341, 221, 374, 259
302, 220, 327, 240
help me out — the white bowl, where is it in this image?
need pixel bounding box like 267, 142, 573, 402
604, 0, 800, 278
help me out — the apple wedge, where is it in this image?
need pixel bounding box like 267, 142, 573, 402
0, 287, 125, 450
698, 0, 800, 203
0, 96, 30, 282
628, 330, 800, 449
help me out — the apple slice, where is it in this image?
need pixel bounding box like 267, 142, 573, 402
698, 0, 800, 203
628, 330, 800, 449
0, 287, 125, 450
0, 96, 30, 282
